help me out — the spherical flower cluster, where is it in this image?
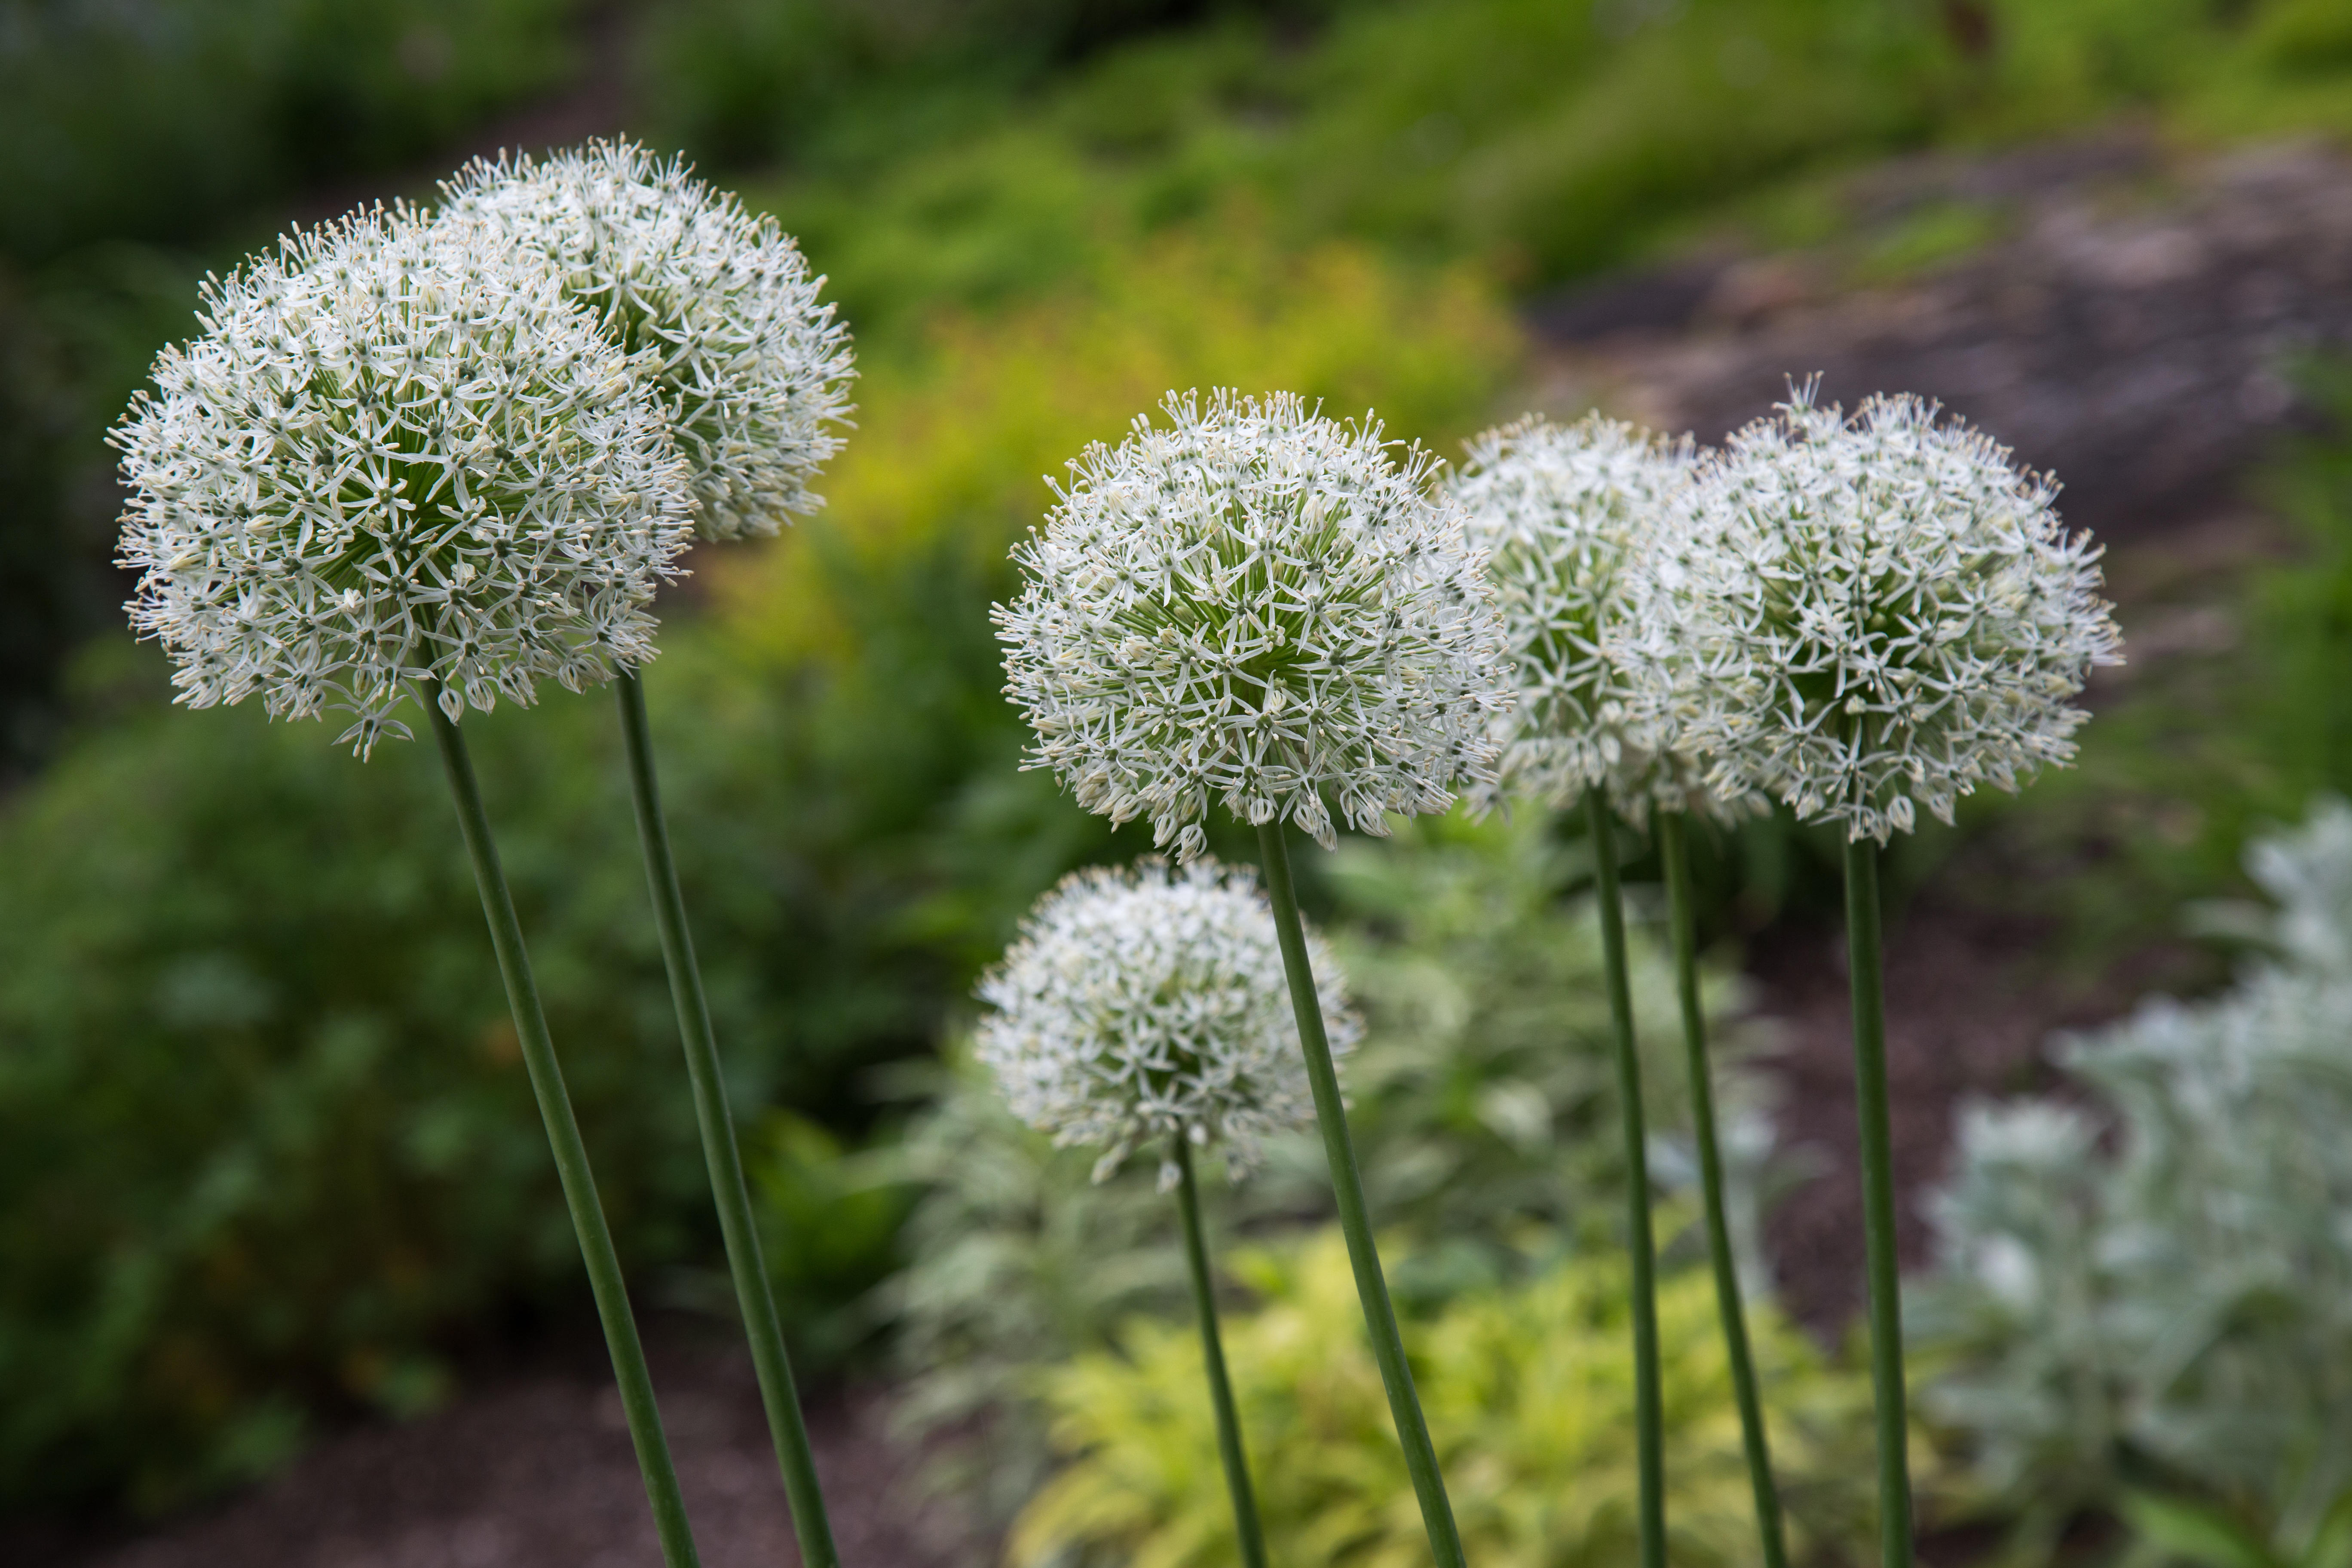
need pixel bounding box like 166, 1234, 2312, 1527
441, 138, 854, 541
1645, 389, 2122, 844
1452, 413, 1750, 824
995, 388, 1514, 860
975, 857, 1357, 1189
113, 206, 693, 757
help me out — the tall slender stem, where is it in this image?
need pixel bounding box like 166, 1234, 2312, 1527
1844, 834, 1914, 1568
1255, 820, 1466, 1568
1172, 1136, 1270, 1568
1658, 811, 1789, 1568
424, 685, 701, 1568
1587, 788, 1665, 1568
616, 672, 841, 1568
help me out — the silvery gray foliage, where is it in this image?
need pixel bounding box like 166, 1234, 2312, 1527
1451, 412, 1755, 824
974, 856, 1355, 1191
995, 388, 1514, 859
1914, 799, 2352, 1546
441, 138, 854, 542
1644, 387, 2122, 844
113, 205, 694, 757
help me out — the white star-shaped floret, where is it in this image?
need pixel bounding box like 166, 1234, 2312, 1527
114, 205, 692, 756
996, 389, 1515, 857
1640, 386, 2123, 844
976, 857, 1357, 1188
440, 139, 854, 542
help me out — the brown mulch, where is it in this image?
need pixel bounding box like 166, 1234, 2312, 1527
7, 1325, 974, 1568
1744, 897, 2202, 1334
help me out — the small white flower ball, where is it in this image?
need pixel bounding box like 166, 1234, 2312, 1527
441, 139, 854, 541
113, 206, 693, 757
995, 388, 1514, 860
1661, 388, 2123, 844
976, 857, 1356, 1189
1452, 412, 1752, 824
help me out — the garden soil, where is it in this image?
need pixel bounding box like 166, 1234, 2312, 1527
14, 134, 2352, 1568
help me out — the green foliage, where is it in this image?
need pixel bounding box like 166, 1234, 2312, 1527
877, 809, 1785, 1531
1011, 1226, 1884, 1568
0, 246, 199, 776
1315, 812, 1776, 1254
641, 0, 1346, 169
743, 1112, 913, 1368
1912, 799, 2352, 1562
652, 0, 2352, 329
1971, 0, 2352, 142
2247, 367, 2352, 803
699, 0, 1951, 324
0, 0, 577, 262
2119, 1487, 2352, 1568
0, 630, 1066, 1513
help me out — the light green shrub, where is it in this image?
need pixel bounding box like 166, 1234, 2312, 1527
710, 218, 1516, 664
1013, 1227, 1884, 1568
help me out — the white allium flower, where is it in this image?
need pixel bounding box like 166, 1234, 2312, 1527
1452, 412, 1755, 824
976, 856, 1357, 1189
441, 138, 854, 541
1650, 387, 2122, 844
995, 388, 1514, 860
113, 205, 692, 757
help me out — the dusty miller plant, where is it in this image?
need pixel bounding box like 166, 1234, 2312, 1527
1914, 798, 2352, 1561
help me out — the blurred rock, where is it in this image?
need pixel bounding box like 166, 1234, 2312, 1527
1529, 137, 2352, 538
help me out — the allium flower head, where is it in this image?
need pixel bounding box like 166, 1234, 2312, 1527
995, 388, 1513, 860
1653, 387, 2122, 843
1452, 412, 1752, 824
114, 206, 692, 757
976, 856, 1357, 1189
441, 138, 854, 541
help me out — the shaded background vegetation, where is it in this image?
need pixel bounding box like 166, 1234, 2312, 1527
6, 0, 2352, 1542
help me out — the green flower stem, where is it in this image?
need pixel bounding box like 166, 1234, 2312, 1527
1658, 811, 1789, 1568
424, 686, 701, 1568
1255, 820, 1466, 1568
1843, 834, 1914, 1568
1172, 1134, 1270, 1568
616, 672, 841, 1568
1587, 788, 1665, 1568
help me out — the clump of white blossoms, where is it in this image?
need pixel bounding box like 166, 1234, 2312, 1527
114, 206, 692, 757
441, 139, 854, 541
1651, 388, 2122, 844
996, 388, 1513, 860
1452, 412, 1753, 824
977, 857, 1357, 1189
